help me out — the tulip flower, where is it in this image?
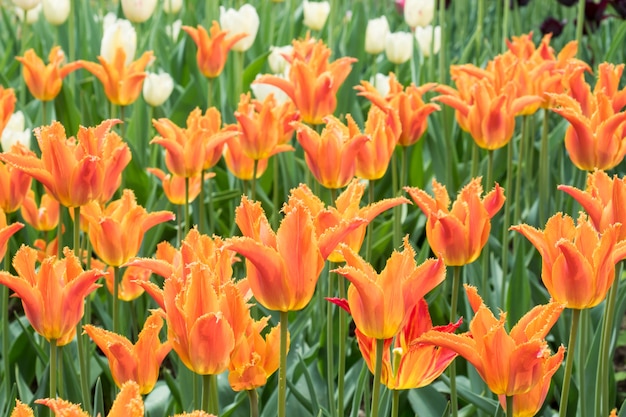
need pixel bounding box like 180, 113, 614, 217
406, 177, 506, 266
0, 211, 23, 261
37, 380, 144, 417
0, 87, 16, 137
357, 73, 440, 147
42, 0, 69, 25
147, 168, 212, 206
548, 63, 626, 170
16, 47, 80, 102
268, 45, 293, 74
163, 0, 182, 14
84, 310, 171, 394
183, 22, 247, 79
0, 120, 124, 208
415, 25, 441, 57
78, 48, 153, 106
303, 0, 331, 31
385, 32, 413, 65
354, 299, 459, 389
121, 0, 157, 22
20, 190, 59, 232
293, 115, 369, 189
14, 3, 41, 23
143, 72, 174, 107
100, 17, 137, 66
166, 19, 182, 40
558, 170, 626, 241
9, 400, 33, 417
101, 264, 152, 301
82, 189, 175, 267
255, 37, 356, 125
223, 135, 270, 181
1, 111, 31, 152
418, 285, 565, 396
355, 104, 401, 180
285, 180, 408, 263
364, 16, 390, 55
151, 107, 237, 178
234, 93, 297, 160
250, 75, 290, 104
0, 246, 104, 346
0, 144, 33, 213
219, 4, 260, 52
512, 213, 626, 309
12, 0, 39, 10
331, 237, 445, 340
404, 0, 435, 28
228, 317, 285, 391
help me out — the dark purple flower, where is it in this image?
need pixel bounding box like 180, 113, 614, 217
610, 0, 626, 18
584, 0, 610, 32
557, 0, 578, 6
510, 0, 532, 8
540, 16, 567, 38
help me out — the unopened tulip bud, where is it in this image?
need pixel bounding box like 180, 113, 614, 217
219, 4, 260, 52
415, 25, 441, 57
15, 3, 41, 24
12, 0, 39, 10
42, 0, 69, 25
364, 16, 389, 55
303, 0, 330, 31
385, 31, 413, 64
371, 73, 390, 97
268, 45, 292, 74
162, 0, 183, 14
166, 19, 182, 40
143, 72, 174, 107
251, 75, 290, 105
404, 0, 435, 28
100, 18, 137, 66
121, 0, 157, 23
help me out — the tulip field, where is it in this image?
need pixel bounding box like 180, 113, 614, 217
2, 0, 626, 416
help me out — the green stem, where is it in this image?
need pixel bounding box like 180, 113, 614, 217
199, 170, 205, 234
272, 156, 280, 229
595, 262, 622, 417
278, 311, 289, 417
539, 109, 550, 225
207, 77, 214, 110
176, 205, 182, 246
248, 389, 259, 417
112, 266, 119, 334
326, 261, 336, 417
207, 177, 215, 235
251, 159, 258, 201
559, 309, 581, 417
337, 266, 346, 417
185, 176, 190, 236
57, 207, 64, 258
371, 338, 384, 417
481, 150, 493, 294
366, 180, 375, 261
505, 395, 514, 417
42, 100, 47, 126
449, 266, 461, 417
50, 340, 58, 399
233, 52, 244, 108
202, 374, 210, 413
73, 207, 80, 257
502, 0, 510, 51
68, 0, 76, 89
209, 374, 219, 416
579, 308, 589, 417
500, 142, 513, 308
513, 117, 528, 225
476, 0, 485, 61
575, 0, 586, 59
470, 143, 479, 179
391, 390, 400, 417
2, 249, 10, 401
391, 150, 400, 248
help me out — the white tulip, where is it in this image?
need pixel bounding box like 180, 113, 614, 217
165, 19, 182, 40
1, 111, 31, 152
100, 18, 137, 66
385, 31, 413, 64
102, 12, 118, 31
219, 4, 260, 52
11, 0, 39, 11
143, 72, 175, 107
42, 0, 70, 25
162, 0, 183, 14
415, 25, 441, 57
251, 75, 290, 105
268, 45, 293, 74
404, 0, 435, 28
121, 0, 158, 23
15, 3, 41, 24
302, 0, 330, 31
371, 73, 390, 97
364, 16, 389, 55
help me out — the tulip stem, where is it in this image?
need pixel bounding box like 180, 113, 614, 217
449, 266, 461, 417
505, 395, 513, 417
199, 169, 206, 234
392, 150, 400, 248
57, 208, 64, 258
42, 100, 47, 126
176, 205, 182, 246
391, 390, 400, 417
502, 0, 510, 51
2, 248, 10, 401
278, 311, 289, 417
112, 266, 120, 334
481, 150, 494, 294
579, 308, 589, 417
272, 156, 280, 229
50, 340, 58, 399
185, 176, 190, 236
513, 116, 528, 225
251, 159, 258, 201
500, 142, 513, 309
247, 389, 259, 417
326, 262, 336, 417
559, 308, 581, 417
595, 262, 622, 417
366, 180, 375, 261
538, 109, 550, 225
337, 269, 346, 417
210, 374, 219, 415
575, 0, 586, 59
371, 338, 384, 417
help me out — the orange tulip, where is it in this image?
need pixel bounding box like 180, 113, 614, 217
152, 107, 236, 178
0, 210, 23, 261
558, 170, 626, 242
355, 104, 401, 180
16, 46, 80, 101
255, 37, 356, 124
548, 63, 626, 170
147, 168, 214, 206
234, 92, 297, 160
183, 21, 247, 78
20, 189, 60, 232
0, 144, 33, 213
164, 263, 250, 375
0, 245, 104, 346
353, 298, 459, 390
228, 316, 285, 391
0, 120, 125, 208
82, 189, 175, 267
356, 73, 440, 147
0, 87, 16, 136
405, 177, 505, 266
497, 344, 564, 417
293, 115, 369, 189
223, 135, 269, 180
418, 285, 565, 396
103, 264, 152, 301
331, 236, 445, 339
78, 47, 153, 106
37, 380, 144, 417
226, 196, 361, 311
512, 213, 626, 309
95, 120, 132, 204
33, 237, 59, 263
84, 310, 171, 394
9, 400, 33, 417
285, 179, 408, 263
